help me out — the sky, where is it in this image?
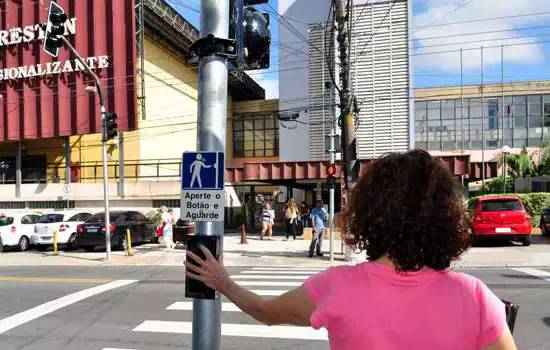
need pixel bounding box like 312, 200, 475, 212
168, 0, 550, 96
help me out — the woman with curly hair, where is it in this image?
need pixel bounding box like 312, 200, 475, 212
184, 150, 516, 350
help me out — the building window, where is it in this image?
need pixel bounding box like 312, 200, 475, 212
427, 101, 441, 120
487, 99, 499, 129
233, 113, 279, 158
543, 95, 550, 126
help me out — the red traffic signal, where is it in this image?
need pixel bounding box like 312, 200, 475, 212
326, 164, 336, 177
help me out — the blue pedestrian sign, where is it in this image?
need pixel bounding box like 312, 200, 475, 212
182, 152, 225, 190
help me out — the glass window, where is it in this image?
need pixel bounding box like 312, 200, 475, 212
513, 104, 526, 117
469, 98, 482, 118
38, 214, 64, 223
441, 100, 454, 120
529, 115, 542, 128
0, 217, 14, 226
415, 102, 427, 121
513, 96, 527, 104
528, 95, 541, 104
544, 95, 550, 103
514, 116, 527, 128
544, 101, 550, 127
232, 112, 279, 158
481, 199, 522, 212
21, 216, 34, 225
427, 101, 441, 120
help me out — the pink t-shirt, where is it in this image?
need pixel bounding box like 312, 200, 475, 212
304, 262, 506, 350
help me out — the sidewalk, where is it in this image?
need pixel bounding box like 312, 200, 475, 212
0, 234, 548, 268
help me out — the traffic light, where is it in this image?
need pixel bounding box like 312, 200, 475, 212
44, 2, 68, 57
230, 0, 271, 70
326, 163, 336, 189
105, 113, 118, 140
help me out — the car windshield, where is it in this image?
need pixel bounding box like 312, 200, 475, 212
86, 213, 122, 223
481, 199, 523, 212
38, 214, 65, 223
0, 217, 14, 226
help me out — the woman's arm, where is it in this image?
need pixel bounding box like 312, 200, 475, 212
184, 246, 315, 327
481, 326, 517, 350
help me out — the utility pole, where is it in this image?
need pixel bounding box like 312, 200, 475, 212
334, 0, 357, 196
193, 1, 229, 349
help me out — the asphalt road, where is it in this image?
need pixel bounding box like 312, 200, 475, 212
0, 266, 548, 350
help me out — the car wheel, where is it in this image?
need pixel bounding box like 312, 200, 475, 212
0, 238, 3, 253
522, 236, 531, 246
18, 236, 30, 252
66, 234, 77, 250
85, 246, 95, 252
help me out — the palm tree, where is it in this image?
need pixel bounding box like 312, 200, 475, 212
504, 147, 536, 178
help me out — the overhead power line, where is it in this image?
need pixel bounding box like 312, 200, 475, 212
410, 0, 477, 35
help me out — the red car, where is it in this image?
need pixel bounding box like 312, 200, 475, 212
471, 196, 531, 246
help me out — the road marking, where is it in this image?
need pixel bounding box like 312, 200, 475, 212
103, 348, 139, 350
168, 302, 241, 312
230, 275, 311, 280
0, 279, 138, 335
251, 267, 325, 271
250, 289, 287, 296
513, 268, 550, 282
236, 281, 302, 287
241, 270, 318, 275
0, 277, 113, 284
133, 320, 328, 340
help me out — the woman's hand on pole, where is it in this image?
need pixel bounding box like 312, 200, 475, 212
184, 246, 231, 294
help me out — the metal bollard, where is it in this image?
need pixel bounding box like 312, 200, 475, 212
126, 229, 133, 256
53, 231, 58, 256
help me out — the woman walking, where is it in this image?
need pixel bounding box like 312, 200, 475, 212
185, 150, 516, 350
260, 202, 275, 240
284, 199, 298, 240
160, 206, 175, 250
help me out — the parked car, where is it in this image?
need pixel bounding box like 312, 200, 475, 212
539, 208, 550, 237
471, 195, 531, 246
0, 213, 42, 251
32, 211, 93, 250
74, 211, 156, 251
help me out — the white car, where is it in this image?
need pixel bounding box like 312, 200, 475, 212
0, 213, 42, 252
32, 211, 93, 250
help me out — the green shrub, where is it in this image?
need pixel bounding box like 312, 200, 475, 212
467, 193, 550, 227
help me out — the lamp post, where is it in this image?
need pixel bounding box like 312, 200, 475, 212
502, 145, 511, 193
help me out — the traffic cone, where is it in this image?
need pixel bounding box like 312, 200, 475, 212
240, 224, 248, 244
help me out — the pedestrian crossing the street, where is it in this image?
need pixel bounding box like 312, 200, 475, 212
131, 266, 329, 342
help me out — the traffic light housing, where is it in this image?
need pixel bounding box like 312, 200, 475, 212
230, 0, 271, 70
105, 113, 118, 140
326, 164, 336, 188
44, 2, 68, 57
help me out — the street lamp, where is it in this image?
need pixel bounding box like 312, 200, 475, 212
502, 145, 511, 193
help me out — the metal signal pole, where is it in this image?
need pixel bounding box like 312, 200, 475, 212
61, 36, 111, 262
334, 0, 355, 193
192, 0, 229, 349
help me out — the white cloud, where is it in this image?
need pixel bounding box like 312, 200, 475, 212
251, 72, 280, 99
412, 0, 550, 72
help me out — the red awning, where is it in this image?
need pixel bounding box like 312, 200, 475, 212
226, 155, 471, 183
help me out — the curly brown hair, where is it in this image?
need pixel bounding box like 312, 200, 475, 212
344, 150, 470, 272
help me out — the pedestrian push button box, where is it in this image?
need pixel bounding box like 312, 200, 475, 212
185, 235, 221, 300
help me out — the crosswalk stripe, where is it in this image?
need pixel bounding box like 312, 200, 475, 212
230, 275, 310, 280
236, 281, 302, 287
167, 302, 241, 312
251, 267, 325, 271
250, 289, 288, 296
241, 270, 318, 275
513, 267, 550, 282
133, 320, 328, 340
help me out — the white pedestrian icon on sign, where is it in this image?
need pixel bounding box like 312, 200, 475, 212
189, 153, 213, 188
